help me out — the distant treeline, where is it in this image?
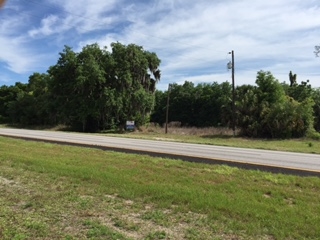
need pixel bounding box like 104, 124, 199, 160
152, 71, 320, 138
0, 42, 319, 138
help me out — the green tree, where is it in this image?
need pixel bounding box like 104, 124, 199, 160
236, 71, 314, 138
47, 42, 161, 132
261, 97, 314, 138
235, 84, 259, 136
150, 90, 167, 125
48, 45, 79, 127
27, 72, 52, 125
312, 88, 320, 131
289, 71, 297, 86
168, 82, 195, 126
109, 42, 161, 128
74, 44, 110, 131
283, 72, 313, 102
194, 81, 232, 127
0, 85, 22, 123
4, 74, 52, 126
151, 81, 232, 128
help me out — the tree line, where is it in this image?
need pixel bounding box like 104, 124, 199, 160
151, 71, 320, 138
0, 42, 319, 138
0, 42, 161, 132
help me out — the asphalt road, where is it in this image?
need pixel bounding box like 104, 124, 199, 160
0, 128, 319, 176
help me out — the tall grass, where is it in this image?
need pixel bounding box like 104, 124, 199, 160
138, 123, 236, 136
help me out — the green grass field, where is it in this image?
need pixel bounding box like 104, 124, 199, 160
0, 136, 320, 239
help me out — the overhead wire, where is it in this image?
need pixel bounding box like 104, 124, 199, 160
22, 0, 229, 55
6, 0, 233, 75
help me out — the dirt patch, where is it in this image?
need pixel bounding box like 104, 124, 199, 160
0, 176, 16, 185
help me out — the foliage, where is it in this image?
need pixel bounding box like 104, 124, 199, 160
150, 90, 167, 124
236, 71, 314, 138
284, 77, 313, 103
151, 81, 232, 127
1, 42, 161, 132
150, 71, 316, 138
312, 88, 320, 132
3, 77, 52, 126
0, 84, 22, 123
0, 42, 319, 138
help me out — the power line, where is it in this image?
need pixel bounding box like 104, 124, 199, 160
21, 0, 228, 55
11, 2, 231, 69
25, 0, 112, 29
1, 0, 234, 78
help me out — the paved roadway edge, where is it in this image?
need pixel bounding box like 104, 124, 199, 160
1, 134, 319, 177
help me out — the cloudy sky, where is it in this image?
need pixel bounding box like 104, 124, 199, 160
0, 0, 320, 90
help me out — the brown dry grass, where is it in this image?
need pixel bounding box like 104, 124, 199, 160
138, 123, 236, 136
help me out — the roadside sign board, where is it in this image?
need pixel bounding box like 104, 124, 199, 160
126, 121, 135, 131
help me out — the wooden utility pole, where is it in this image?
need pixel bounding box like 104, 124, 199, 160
229, 50, 236, 137
165, 84, 171, 134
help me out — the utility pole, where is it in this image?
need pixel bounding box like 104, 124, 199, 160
165, 84, 171, 134
229, 50, 236, 137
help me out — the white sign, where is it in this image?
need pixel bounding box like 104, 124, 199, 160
126, 121, 135, 130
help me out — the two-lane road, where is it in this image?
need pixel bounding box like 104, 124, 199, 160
0, 128, 319, 176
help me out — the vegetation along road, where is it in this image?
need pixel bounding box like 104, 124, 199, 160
0, 128, 319, 176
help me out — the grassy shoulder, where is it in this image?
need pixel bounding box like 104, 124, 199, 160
103, 126, 320, 154
0, 136, 319, 239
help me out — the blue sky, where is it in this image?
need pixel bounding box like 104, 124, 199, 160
0, 0, 320, 91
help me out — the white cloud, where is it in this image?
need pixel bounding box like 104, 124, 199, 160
0, 0, 319, 89
0, 37, 45, 73
28, 15, 60, 37
37, 0, 124, 34
0, 17, 43, 73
